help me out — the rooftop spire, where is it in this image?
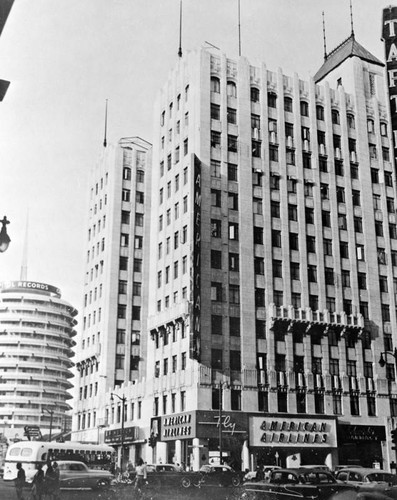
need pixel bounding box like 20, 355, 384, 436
322, 11, 328, 60
350, 0, 355, 37
238, 0, 241, 57
178, 0, 182, 58
103, 99, 108, 148
20, 211, 28, 281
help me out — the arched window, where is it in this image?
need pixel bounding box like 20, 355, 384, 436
284, 96, 292, 112
347, 114, 355, 129
251, 87, 260, 102
227, 81, 237, 98
210, 76, 220, 93
268, 92, 277, 108
316, 105, 324, 120
300, 101, 309, 117
331, 109, 340, 124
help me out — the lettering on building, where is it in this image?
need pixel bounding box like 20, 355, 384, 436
190, 155, 201, 361
382, 7, 397, 158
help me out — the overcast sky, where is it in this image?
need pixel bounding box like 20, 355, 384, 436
0, 0, 388, 312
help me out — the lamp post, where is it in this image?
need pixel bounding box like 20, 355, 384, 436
378, 349, 397, 466
0, 216, 11, 253
218, 382, 228, 465
44, 408, 55, 441
111, 393, 126, 472
219, 383, 222, 465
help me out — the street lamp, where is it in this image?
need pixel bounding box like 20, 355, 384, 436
218, 382, 228, 465
111, 393, 126, 472
378, 349, 397, 368
43, 408, 55, 441
0, 216, 10, 253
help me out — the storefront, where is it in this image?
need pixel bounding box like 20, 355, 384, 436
337, 424, 386, 468
104, 426, 143, 468
249, 415, 338, 469
151, 410, 249, 470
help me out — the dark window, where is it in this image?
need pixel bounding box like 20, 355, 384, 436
211, 315, 222, 335
230, 317, 240, 336
211, 250, 222, 269
268, 92, 277, 108
251, 87, 260, 102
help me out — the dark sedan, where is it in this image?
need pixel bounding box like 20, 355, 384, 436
143, 463, 193, 489
241, 468, 358, 499
193, 464, 244, 487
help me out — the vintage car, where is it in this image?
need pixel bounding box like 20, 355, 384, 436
136, 463, 193, 489
336, 467, 397, 499
241, 468, 358, 499
55, 460, 114, 489
193, 464, 244, 487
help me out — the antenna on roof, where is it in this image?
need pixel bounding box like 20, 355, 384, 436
103, 99, 108, 148
349, 0, 355, 37
322, 11, 328, 60
178, 0, 183, 58
238, 0, 241, 57
20, 211, 29, 281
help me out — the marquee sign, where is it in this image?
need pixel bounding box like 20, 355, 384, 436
382, 6, 397, 158
249, 416, 337, 448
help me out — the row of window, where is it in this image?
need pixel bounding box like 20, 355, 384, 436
88, 215, 106, 242
256, 390, 377, 417
154, 352, 187, 377
157, 256, 188, 286
90, 173, 108, 200
153, 391, 186, 416
160, 85, 190, 126
156, 288, 188, 312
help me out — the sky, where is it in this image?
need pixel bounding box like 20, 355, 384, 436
0, 0, 389, 312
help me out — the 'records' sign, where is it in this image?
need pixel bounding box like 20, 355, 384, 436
0, 281, 61, 296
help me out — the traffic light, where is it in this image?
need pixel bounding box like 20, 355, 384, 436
391, 429, 397, 450
148, 434, 156, 447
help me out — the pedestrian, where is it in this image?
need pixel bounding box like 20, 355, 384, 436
134, 458, 147, 492
256, 464, 264, 481
31, 464, 45, 500
52, 462, 60, 500
44, 462, 56, 500
14, 462, 26, 500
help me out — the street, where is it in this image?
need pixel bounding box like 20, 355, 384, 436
0, 480, 243, 500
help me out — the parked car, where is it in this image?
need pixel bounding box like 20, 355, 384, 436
54, 460, 114, 490
241, 468, 358, 499
193, 464, 244, 487
336, 467, 397, 499
136, 463, 193, 489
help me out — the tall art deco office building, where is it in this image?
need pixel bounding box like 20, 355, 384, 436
145, 32, 397, 470
72, 137, 151, 444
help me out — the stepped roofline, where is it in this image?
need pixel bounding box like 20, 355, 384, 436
314, 33, 384, 83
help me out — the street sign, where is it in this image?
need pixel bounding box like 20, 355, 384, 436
24, 425, 42, 439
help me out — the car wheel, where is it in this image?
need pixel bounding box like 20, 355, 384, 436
181, 476, 191, 488
95, 478, 110, 489
231, 476, 241, 487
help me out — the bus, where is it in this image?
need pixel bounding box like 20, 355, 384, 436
4, 441, 116, 482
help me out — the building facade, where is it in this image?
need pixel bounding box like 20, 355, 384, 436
0, 280, 77, 441
140, 33, 397, 471
75, 26, 397, 472
72, 137, 152, 451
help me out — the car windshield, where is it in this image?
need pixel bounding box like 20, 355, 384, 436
366, 473, 397, 484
